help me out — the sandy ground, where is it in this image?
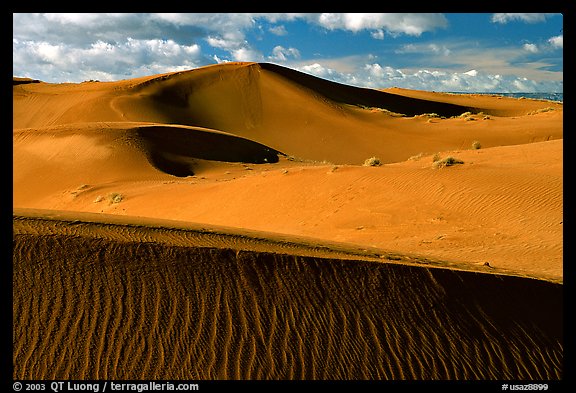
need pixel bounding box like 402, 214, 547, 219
13, 62, 563, 380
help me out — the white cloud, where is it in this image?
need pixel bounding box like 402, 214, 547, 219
428, 44, 451, 56
371, 29, 385, 40
13, 37, 203, 82
152, 13, 257, 31
270, 46, 301, 61
548, 35, 563, 49
11, 13, 452, 82
269, 25, 288, 36
296, 61, 562, 93
523, 43, 539, 53
491, 13, 558, 24
231, 47, 263, 62
316, 13, 448, 35
43, 13, 109, 25
519, 35, 562, 55
396, 43, 451, 56
299, 63, 336, 79
364, 63, 405, 80
12, 13, 562, 92
205, 36, 238, 51
392, 39, 561, 85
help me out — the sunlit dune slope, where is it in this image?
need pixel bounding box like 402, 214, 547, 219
13, 121, 281, 204
13, 130, 563, 282
13, 62, 563, 281
13, 212, 562, 380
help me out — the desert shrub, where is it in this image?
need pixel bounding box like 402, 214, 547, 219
528, 107, 555, 115
433, 156, 464, 169
363, 106, 406, 117
108, 192, 123, 204
472, 141, 482, 150
363, 157, 382, 167
408, 153, 424, 161
432, 153, 441, 162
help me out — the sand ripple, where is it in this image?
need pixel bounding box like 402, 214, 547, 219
13, 214, 562, 380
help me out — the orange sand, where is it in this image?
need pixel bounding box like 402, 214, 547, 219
13, 62, 563, 380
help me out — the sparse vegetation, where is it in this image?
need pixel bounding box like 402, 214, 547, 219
359, 105, 406, 117
433, 156, 464, 169
449, 111, 476, 119
472, 141, 482, 150
70, 184, 91, 199
421, 113, 444, 119
432, 153, 441, 163
415, 113, 446, 121
108, 192, 124, 204
363, 157, 382, 167
527, 107, 556, 115
408, 152, 424, 161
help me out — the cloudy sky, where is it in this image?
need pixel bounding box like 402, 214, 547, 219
13, 13, 563, 92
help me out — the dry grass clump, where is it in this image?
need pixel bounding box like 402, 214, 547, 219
408, 152, 424, 161
433, 156, 464, 169
361, 106, 406, 117
94, 193, 124, 204
527, 107, 555, 115
416, 113, 444, 119
363, 157, 382, 167
449, 111, 477, 120
109, 193, 124, 204
472, 141, 482, 150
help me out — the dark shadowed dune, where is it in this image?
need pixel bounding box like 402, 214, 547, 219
136, 125, 282, 177
13, 77, 41, 85
13, 212, 562, 380
259, 62, 473, 117
13, 122, 283, 180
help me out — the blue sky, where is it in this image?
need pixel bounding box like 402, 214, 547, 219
12, 13, 563, 92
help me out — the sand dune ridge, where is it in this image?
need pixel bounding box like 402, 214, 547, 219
13, 213, 562, 380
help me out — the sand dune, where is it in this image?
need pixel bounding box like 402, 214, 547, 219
14, 131, 563, 282
13, 211, 562, 380
13, 62, 563, 380
13, 62, 562, 164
